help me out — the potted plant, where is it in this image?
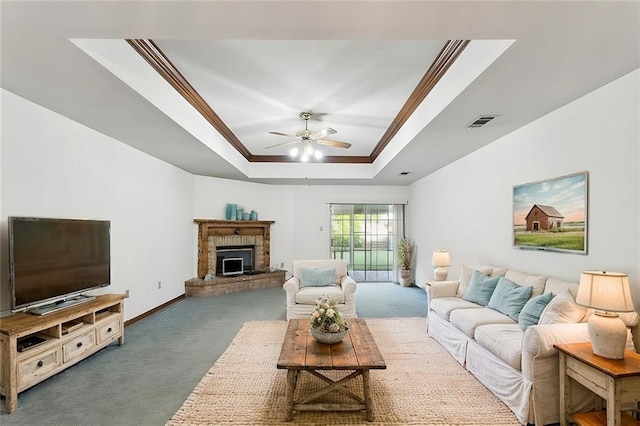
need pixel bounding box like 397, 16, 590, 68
309, 296, 349, 344
398, 238, 416, 287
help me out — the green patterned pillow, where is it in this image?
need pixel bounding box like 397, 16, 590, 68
300, 268, 336, 287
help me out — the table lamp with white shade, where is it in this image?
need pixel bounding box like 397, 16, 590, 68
575, 271, 635, 359
431, 250, 451, 281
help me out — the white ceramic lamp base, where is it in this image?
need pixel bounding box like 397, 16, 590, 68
433, 267, 448, 281
588, 312, 627, 359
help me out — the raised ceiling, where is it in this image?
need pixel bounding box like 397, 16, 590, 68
2, 1, 639, 185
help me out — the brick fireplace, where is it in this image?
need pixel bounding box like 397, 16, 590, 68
194, 219, 274, 278
187, 219, 284, 297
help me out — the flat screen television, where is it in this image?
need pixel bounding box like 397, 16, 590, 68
8, 216, 111, 312
222, 258, 243, 276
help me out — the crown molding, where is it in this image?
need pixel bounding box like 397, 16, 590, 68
127, 39, 469, 165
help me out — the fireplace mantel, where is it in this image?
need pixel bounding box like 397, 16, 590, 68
194, 219, 274, 279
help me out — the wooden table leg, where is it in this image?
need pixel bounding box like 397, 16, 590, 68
559, 352, 569, 426
606, 375, 622, 426
7, 388, 18, 414
285, 369, 297, 421
363, 369, 373, 422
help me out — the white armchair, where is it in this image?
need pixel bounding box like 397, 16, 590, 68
283, 259, 357, 320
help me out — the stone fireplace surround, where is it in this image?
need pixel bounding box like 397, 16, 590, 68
194, 219, 274, 278
186, 219, 284, 297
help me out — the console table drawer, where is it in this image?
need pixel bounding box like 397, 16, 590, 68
62, 331, 95, 362
97, 318, 121, 344
18, 348, 61, 389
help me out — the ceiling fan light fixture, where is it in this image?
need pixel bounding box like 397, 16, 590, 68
266, 111, 352, 160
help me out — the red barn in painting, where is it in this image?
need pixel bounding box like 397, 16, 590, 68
525, 204, 564, 231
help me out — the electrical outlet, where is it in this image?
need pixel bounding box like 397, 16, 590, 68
157, 281, 162, 289
125, 289, 130, 298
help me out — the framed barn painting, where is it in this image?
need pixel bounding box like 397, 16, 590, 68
513, 171, 588, 254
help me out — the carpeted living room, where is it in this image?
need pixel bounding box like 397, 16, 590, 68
1, 1, 639, 425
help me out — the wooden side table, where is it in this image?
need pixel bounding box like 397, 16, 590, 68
555, 342, 640, 426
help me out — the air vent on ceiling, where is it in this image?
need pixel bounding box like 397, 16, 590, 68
468, 115, 498, 128
399, 171, 410, 176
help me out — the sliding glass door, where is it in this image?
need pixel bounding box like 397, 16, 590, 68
330, 204, 405, 282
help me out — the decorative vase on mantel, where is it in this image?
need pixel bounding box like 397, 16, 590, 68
226, 203, 237, 221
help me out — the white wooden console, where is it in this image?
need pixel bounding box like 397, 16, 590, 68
0, 294, 125, 413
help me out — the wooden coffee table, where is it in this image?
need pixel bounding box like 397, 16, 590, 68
277, 318, 386, 421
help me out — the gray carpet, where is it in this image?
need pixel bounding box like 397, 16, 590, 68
1, 282, 426, 425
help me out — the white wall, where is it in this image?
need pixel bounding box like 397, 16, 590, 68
5, 68, 636, 319
408, 69, 640, 308
193, 177, 409, 272
1, 89, 194, 320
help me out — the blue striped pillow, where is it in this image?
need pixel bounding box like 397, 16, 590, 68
518, 292, 555, 330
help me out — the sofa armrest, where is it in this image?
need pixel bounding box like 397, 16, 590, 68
283, 277, 300, 305
425, 280, 459, 299
340, 275, 357, 293
340, 275, 357, 306
523, 323, 590, 359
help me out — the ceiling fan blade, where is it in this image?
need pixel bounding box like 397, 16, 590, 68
264, 140, 298, 149
316, 139, 351, 149
309, 127, 337, 140
269, 131, 295, 138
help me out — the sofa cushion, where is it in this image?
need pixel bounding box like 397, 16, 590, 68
539, 288, 587, 324
504, 270, 547, 297
294, 285, 345, 304
475, 324, 524, 370
430, 297, 483, 321
544, 278, 580, 299
299, 268, 336, 287
481, 265, 508, 277
450, 307, 516, 338
488, 277, 533, 321
518, 292, 555, 330
463, 271, 501, 306
458, 264, 492, 297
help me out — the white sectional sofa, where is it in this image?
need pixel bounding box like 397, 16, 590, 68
426, 265, 640, 426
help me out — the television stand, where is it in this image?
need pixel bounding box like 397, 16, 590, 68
30, 295, 96, 315
0, 294, 125, 413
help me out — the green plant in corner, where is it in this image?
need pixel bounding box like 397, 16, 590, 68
398, 238, 416, 269
398, 238, 416, 286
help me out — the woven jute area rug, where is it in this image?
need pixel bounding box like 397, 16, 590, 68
168, 317, 520, 425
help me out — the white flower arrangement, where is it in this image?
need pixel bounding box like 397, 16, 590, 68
310, 295, 347, 333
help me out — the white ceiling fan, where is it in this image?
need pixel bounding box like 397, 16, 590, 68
266, 112, 352, 161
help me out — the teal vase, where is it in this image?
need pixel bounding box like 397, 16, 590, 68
236, 209, 243, 220
226, 204, 237, 220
